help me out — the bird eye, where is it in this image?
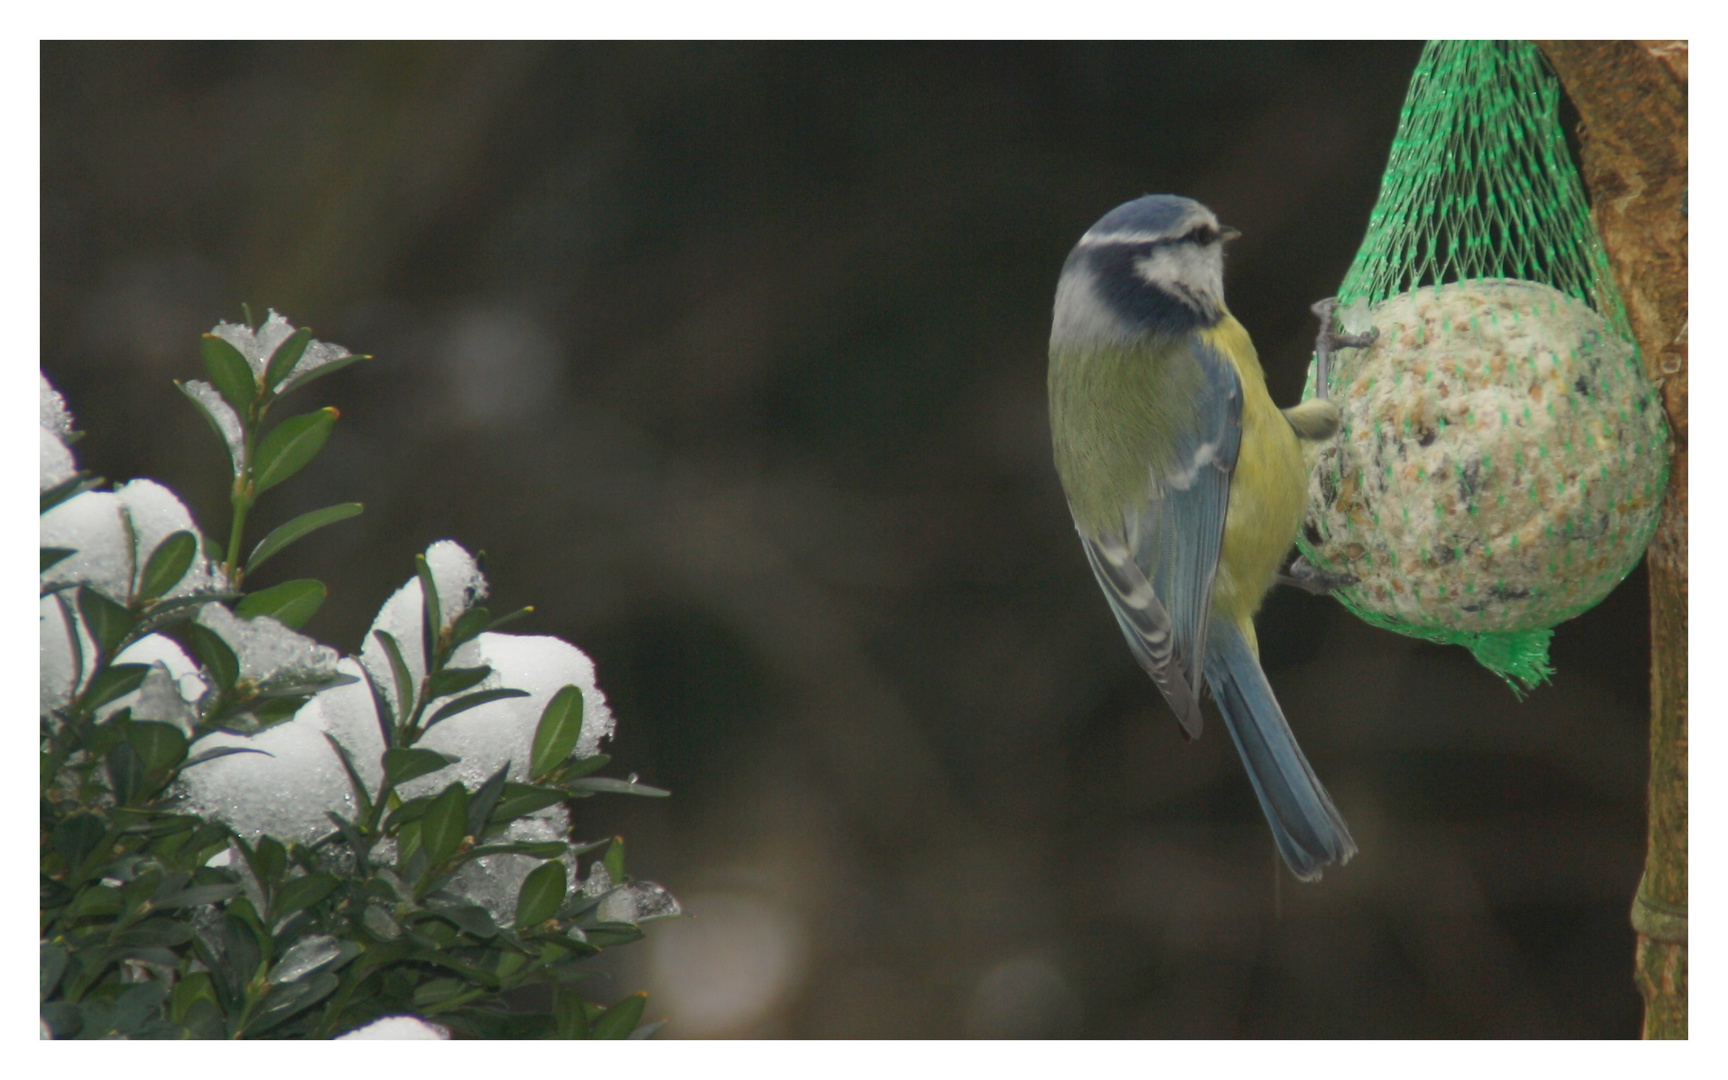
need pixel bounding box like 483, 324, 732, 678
1187, 224, 1219, 245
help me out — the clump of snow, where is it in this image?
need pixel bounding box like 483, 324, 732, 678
424, 540, 488, 631
196, 603, 340, 692
99, 634, 206, 732
442, 809, 571, 925
333, 1015, 449, 1040
41, 481, 221, 605
177, 661, 376, 845
40, 595, 85, 716
400, 632, 614, 799
180, 380, 245, 474
599, 880, 682, 925
211, 310, 353, 392
41, 373, 75, 439
41, 428, 76, 492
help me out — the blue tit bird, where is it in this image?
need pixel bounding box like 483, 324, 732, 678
1047, 194, 1357, 881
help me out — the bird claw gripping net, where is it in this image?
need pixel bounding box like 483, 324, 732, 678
1297, 40, 1671, 692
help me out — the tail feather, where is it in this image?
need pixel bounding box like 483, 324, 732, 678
1203, 621, 1356, 882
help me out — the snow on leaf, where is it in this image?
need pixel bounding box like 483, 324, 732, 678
196, 602, 340, 691
40, 372, 75, 440
181, 380, 245, 474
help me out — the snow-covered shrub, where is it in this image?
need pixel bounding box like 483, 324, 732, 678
41, 311, 676, 1040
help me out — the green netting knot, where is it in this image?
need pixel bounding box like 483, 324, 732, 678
1465, 627, 1555, 696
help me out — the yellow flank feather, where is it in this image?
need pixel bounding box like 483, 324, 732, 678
1202, 315, 1307, 650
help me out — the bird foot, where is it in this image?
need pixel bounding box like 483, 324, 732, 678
1310, 297, 1379, 400
1279, 555, 1357, 595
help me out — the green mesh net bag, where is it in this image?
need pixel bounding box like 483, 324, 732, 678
1298, 40, 1671, 692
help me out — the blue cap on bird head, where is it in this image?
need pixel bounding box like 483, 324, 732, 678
1083, 194, 1224, 244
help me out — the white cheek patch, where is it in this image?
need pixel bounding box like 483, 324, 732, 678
1133, 245, 1224, 311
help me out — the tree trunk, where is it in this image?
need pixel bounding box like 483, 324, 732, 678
1536, 39, 1688, 1040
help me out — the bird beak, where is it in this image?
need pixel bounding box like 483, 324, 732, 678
1220, 225, 1242, 243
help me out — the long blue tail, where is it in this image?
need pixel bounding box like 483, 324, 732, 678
1203, 621, 1356, 882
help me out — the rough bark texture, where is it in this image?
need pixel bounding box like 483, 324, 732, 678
1537, 39, 1688, 1040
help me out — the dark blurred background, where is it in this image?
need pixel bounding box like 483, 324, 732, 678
41, 41, 1651, 1038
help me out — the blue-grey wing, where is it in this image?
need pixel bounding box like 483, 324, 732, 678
1081, 333, 1241, 738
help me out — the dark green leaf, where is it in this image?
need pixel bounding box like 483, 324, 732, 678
414, 553, 442, 658
274, 873, 339, 917
62, 886, 124, 920
553, 987, 590, 1039
531, 685, 585, 781
421, 782, 470, 865
489, 783, 569, 826
383, 747, 458, 786
566, 776, 671, 798
262, 326, 312, 393
108, 981, 171, 1037
41, 473, 101, 515
152, 882, 242, 909
372, 629, 415, 721
279, 352, 360, 395
42, 547, 76, 573
201, 333, 257, 414
117, 918, 194, 947
77, 585, 134, 658
590, 992, 648, 1039
425, 687, 530, 730
81, 663, 151, 711
449, 605, 490, 649
439, 903, 499, 939
515, 860, 568, 928
486, 605, 535, 633
466, 763, 511, 839
41, 1002, 82, 1039
426, 664, 491, 700
106, 740, 148, 805
51, 814, 107, 868
222, 911, 264, 986
320, 734, 373, 823
181, 745, 270, 771
173, 380, 240, 473
383, 795, 434, 832
245, 503, 363, 574
40, 944, 69, 1002
249, 971, 339, 1035
189, 621, 239, 693
236, 579, 326, 629
128, 721, 189, 775
137, 531, 197, 604
603, 837, 625, 885
560, 752, 611, 781
252, 408, 337, 495
465, 841, 571, 861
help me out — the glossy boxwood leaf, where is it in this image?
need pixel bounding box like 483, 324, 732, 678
117, 918, 194, 948
235, 579, 326, 629
603, 837, 626, 885
383, 747, 458, 787
42, 546, 76, 574
181, 745, 270, 771
553, 987, 590, 1039
249, 971, 339, 1035
62, 886, 124, 920
81, 663, 151, 711
127, 721, 189, 775
201, 333, 256, 414
426, 665, 491, 700
40, 944, 69, 1001
77, 585, 134, 659
274, 873, 340, 918
449, 605, 491, 649
565, 776, 671, 798
420, 782, 470, 865
51, 814, 107, 868
137, 530, 197, 603
530, 685, 584, 781
106, 740, 148, 805
262, 326, 312, 393
589, 992, 648, 1039
414, 553, 442, 656
278, 352, 360, 396
465, 763, 511, 839
465, 840, 570, 861
514, 860, 568, 928
488, 783, 568, 826
245, 503, 362, 574
439, 903, 499, 939
252, 408, 337, 495
152, 882, 242, 909
372, 629, 414, 721
425, 687, 530, 731
189, 621, 239, 693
